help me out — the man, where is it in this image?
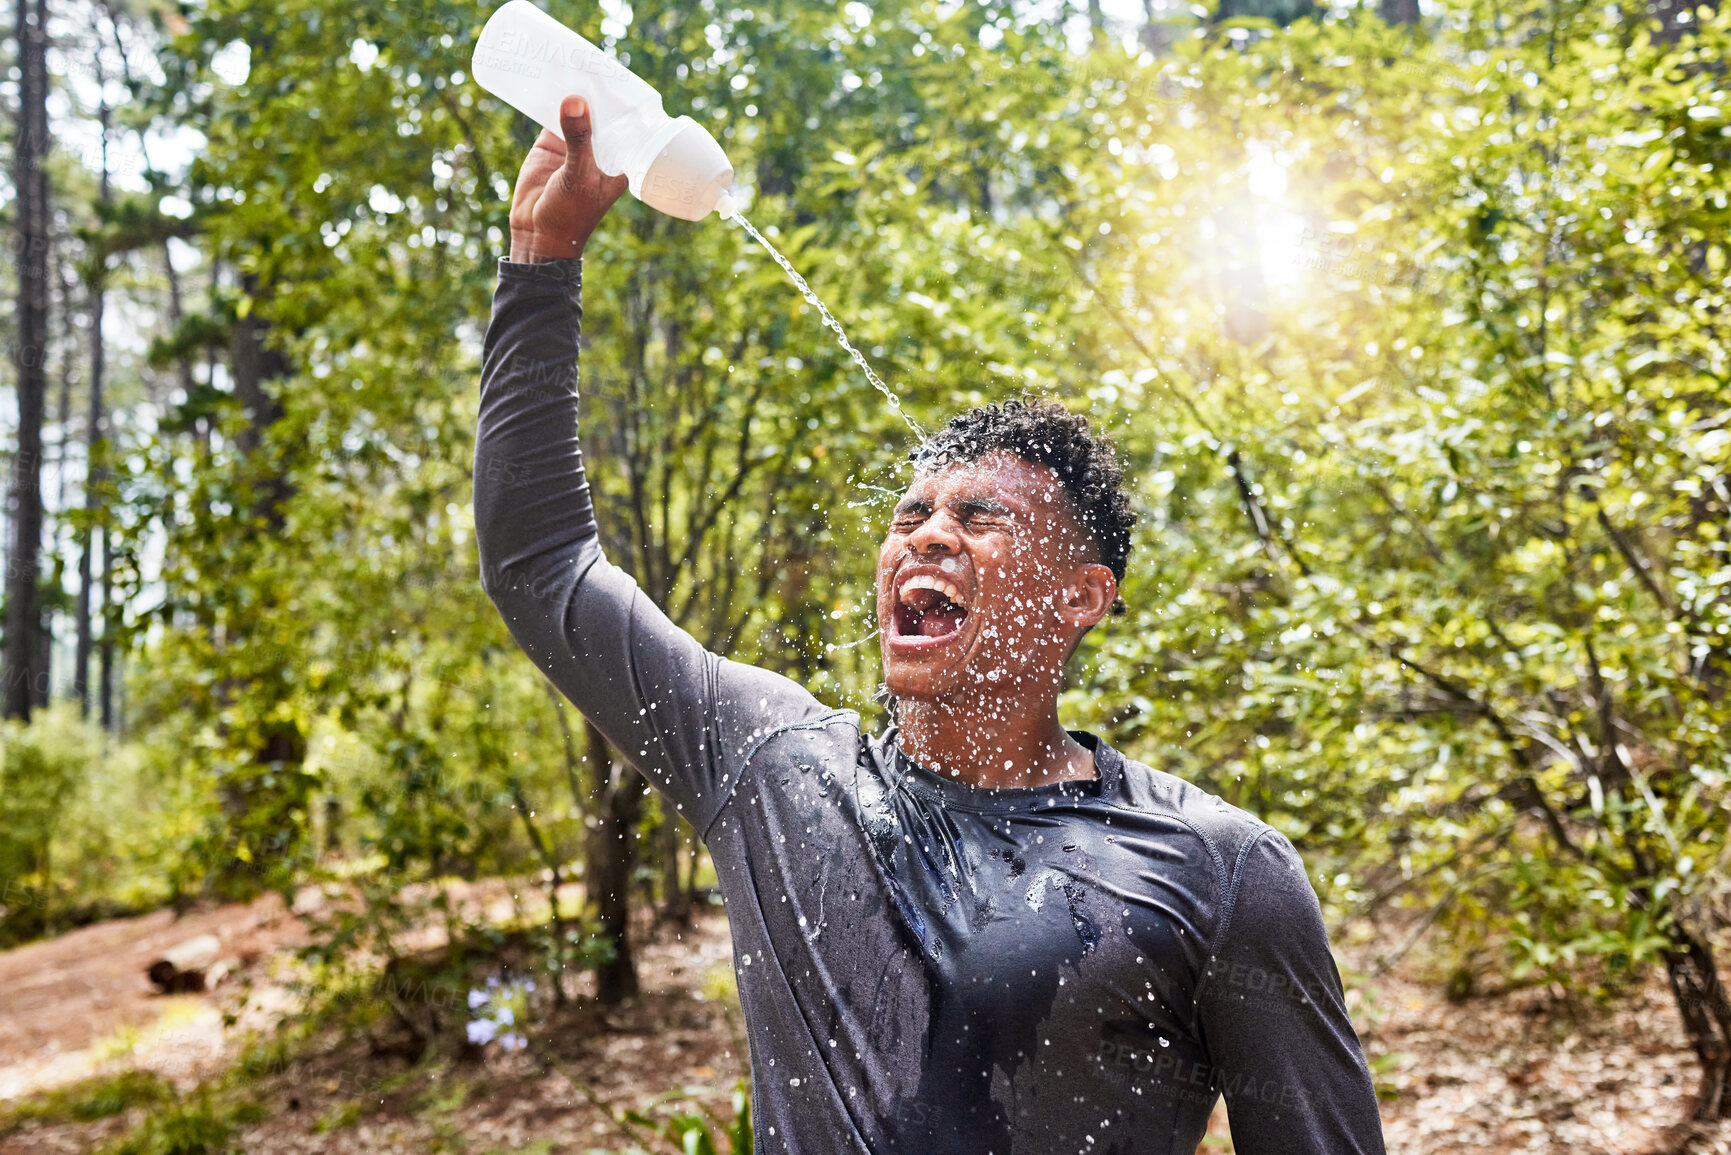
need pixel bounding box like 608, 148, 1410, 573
475, 94, 1387, 1155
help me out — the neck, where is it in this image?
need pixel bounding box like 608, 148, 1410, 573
895, 688, 1095, 790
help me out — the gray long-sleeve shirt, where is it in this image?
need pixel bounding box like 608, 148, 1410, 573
473, 255, 1388, 1155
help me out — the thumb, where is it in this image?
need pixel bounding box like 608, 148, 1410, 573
558, 94, 597, 175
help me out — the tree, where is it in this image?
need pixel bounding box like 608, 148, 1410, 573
1045, 2, 1731, 1117
4, 0, 51, 721
73, 90, 111, 721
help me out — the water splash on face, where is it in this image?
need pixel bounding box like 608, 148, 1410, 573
728, 209, 927, 440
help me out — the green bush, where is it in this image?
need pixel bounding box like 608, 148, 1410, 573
0, 704, 97, 943
0, 704, 210, 946
93, 1090, 262, 1155
0, 1069, 175, 1132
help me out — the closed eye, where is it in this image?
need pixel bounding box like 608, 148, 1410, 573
887, 496, 1012, 532
890, 498, 931, 531
957, 500, 1012, 528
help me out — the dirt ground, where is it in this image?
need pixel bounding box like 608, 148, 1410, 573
0, 893, 308, 1104
3, 892, 1731, 1154
1347, 936, 1731, 1155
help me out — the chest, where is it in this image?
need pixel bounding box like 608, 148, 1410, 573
886, 799, 1219, 1039
725, 735, 1222, 1043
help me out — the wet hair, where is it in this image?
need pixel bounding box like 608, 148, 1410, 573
910, 398, 1135, 617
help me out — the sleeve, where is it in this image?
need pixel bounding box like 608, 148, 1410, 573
1193, 828, 1387, 1155
472, 255, 828, 837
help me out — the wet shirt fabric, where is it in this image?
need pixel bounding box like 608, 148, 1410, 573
474, 256, 1388, 1155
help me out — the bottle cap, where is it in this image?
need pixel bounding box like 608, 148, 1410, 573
633, 116, 736, 222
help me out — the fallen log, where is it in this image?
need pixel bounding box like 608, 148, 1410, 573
146, 933, 236, 993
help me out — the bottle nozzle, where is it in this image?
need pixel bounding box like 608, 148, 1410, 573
714, 191, 739, 220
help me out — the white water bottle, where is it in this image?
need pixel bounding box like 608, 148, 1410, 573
471, 0, 738, 221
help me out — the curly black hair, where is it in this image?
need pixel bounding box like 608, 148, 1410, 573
909, 398, 1135, 617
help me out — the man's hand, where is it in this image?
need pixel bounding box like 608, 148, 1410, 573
508, 94, 630, 263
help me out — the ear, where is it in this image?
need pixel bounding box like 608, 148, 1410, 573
1054, 562, 1117, 633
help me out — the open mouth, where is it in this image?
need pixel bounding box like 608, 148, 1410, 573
892, 573, 970, 643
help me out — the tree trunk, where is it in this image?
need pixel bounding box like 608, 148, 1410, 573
52, 243, 76, 515
658, 805, 692, 928
209, 270, 303, 887
98, 526, 113, 730
1647, 0, 1721, 42
686, 837, 706, 910
1139, 0, 1177, 56
585, 718, 645, 1004
161, 238, 196, 400
4, 0, 51, 721
76, 101, 112, 718
203, 257, 220, 456
1661, 919, 1731, 1119
29, 597, 50, 710
230, 272, 291, 471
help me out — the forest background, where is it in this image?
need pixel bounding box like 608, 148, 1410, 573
3, 0, 1731, 1148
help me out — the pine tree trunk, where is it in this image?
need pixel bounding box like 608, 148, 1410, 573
76, 103, 111, 718
98, 527, 113, 731
29, 600, 50, 710
52, 249, 75, 515
4, 0, 51, 721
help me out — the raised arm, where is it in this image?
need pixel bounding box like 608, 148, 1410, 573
1194, 829, 1388, 1154
474, 95, 826, 836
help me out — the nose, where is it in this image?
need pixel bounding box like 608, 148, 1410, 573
902, 509, 962, 557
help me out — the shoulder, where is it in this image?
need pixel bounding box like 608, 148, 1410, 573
1113, 756, 1330, 960
713, 657, 855, 766
1110, 747, 1278, 886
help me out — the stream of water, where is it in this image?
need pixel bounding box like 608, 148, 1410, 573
728, 209, 927, 441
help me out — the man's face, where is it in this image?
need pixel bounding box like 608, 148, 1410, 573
875, 450, 1110, 703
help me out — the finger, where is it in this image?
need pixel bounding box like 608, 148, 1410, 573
530, 126, 567, 165
558, 94, 595, 176
558, 95, 628, 203
511, 128, 568, 212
